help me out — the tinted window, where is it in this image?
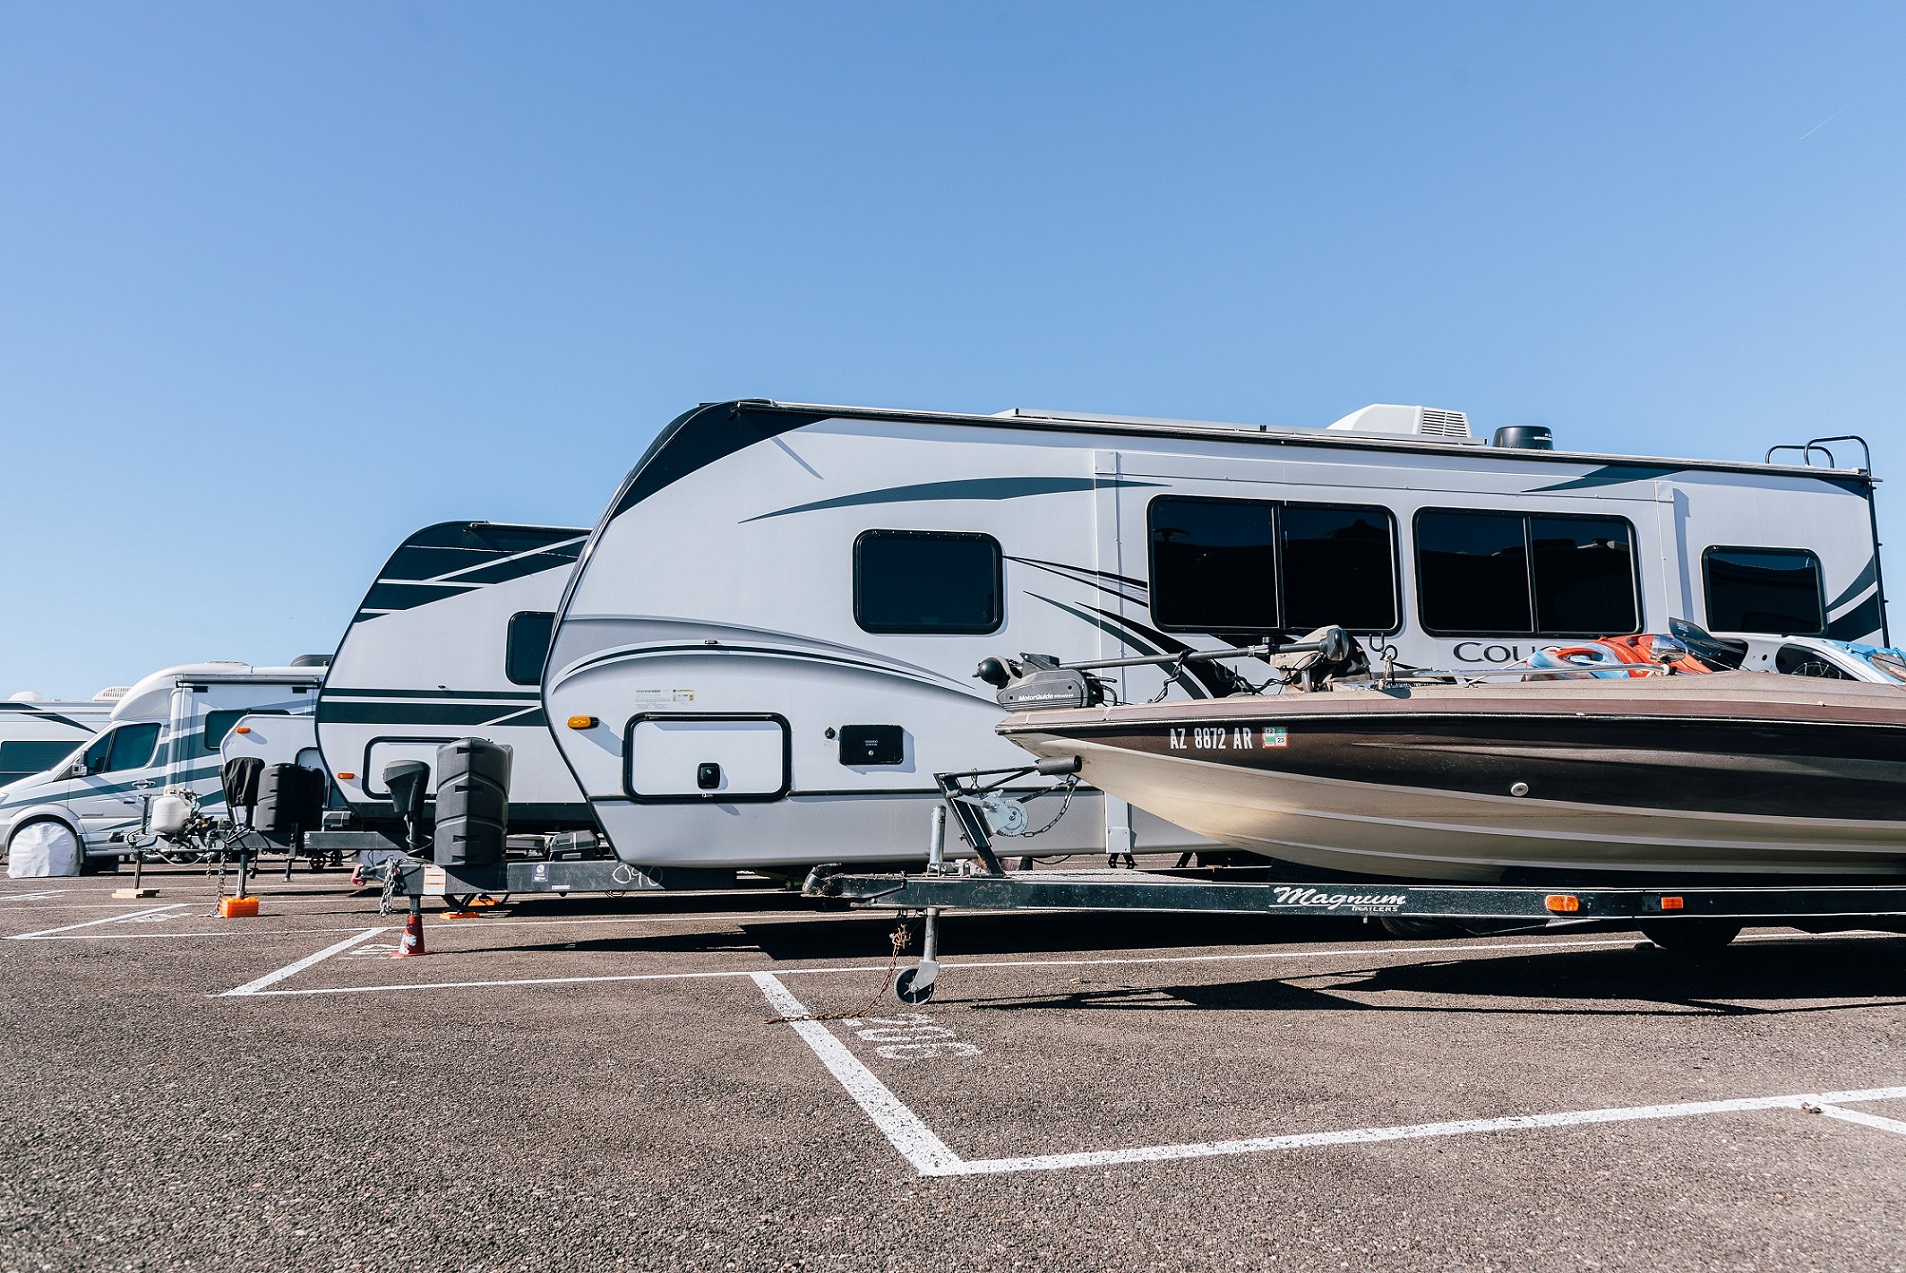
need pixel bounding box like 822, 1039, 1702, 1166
203, 709, 260, 753
104, 722, 160, 772
854, 531, 1003, 634
1148, 498, 1280, 632
1704, 548, 1825, 635
1416, 511, 1531, 634
1281, 504, 1398, 632
506, 611, 556, 685
80, 731, 112, 774
1530, 516, 1637, 634
0, 741, 81, 783
1417, 509, 1638, 637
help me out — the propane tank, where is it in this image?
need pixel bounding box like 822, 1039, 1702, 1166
149, 793, 193, 837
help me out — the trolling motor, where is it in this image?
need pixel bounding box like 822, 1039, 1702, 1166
976, 626, 1361, 708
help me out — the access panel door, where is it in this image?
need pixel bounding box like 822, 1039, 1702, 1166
624, 714, 789, 803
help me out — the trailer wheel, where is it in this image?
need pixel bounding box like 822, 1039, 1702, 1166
1639, 919, 1742, 952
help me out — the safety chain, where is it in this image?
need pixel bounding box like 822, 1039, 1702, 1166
1014, 776, 1079, 838
377, 861, 406, 916
762, 918, 915, 1025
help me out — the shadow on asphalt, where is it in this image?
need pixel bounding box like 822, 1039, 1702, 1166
481, 910, 1380, 959
953, 935, 1906, 1017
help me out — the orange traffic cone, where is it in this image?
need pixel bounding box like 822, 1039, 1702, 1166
391, 911, 427, 957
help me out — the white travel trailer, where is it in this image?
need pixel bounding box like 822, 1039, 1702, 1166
218, 712, 328, 777
544, 400, 1886, 873
315, 521, 594, 837
0, 662, 324, 867
0, 691, 123, 788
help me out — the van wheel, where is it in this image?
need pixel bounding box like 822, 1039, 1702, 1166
1639, 919, 1742, 952
6, 820, 85, 876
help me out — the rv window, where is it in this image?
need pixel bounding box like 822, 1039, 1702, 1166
1529, 516, 1638, 635
202, 709, 285, 753
1416, 509, 1639, 637
1703, 547, 1825, 635
0, 741, 81, 784
104, 722, 160, 772
854, 531, 1003, 634
1148, 497, 1280, 632
1281, 504, 1399, 632
506, 611, 557, 685
1415, 510, 1532, 634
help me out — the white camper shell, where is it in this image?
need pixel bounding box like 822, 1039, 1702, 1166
0, 662, 322, 865
315, 521, 593, 836
545, 400, 1886, 873
0, 690, 123, 788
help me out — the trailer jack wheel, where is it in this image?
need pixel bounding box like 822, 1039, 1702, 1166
895, 960, 939, 1004
895, 906, 942, 1003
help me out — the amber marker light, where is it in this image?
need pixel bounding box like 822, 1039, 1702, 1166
337, 772, 356, 781
567, 715, 598, 729
234, 725, 251, 734
1659, 896, 1685, 910
1545, 894, 1581, 913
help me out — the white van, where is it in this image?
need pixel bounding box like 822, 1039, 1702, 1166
0, 662, 323, 869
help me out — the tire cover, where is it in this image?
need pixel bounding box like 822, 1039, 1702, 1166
7, 821, 80, 877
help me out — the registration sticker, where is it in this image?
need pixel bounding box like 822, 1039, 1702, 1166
1263, 726, 1288, 748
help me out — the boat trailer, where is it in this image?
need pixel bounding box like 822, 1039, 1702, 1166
801, 760, 1906, 1004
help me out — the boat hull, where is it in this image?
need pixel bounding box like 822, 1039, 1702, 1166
998, 674, 1906, 882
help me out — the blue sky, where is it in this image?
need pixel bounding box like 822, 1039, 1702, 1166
2, 3, 1901, 695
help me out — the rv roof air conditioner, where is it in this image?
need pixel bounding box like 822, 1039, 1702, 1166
1325, 404, 1474, 441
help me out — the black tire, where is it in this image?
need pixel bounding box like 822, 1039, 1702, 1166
894, 967, 936, 1004
1639, 919, 1742, 952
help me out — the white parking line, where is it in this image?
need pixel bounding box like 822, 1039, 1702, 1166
755, 972, 1906, 1176
752, 973, 964, 1174
7, 903, 189, 940
1817, 1103, 1906, 1137
220, 927, 390, 997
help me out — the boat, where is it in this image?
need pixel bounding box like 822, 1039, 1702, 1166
988, 635, 1906, 882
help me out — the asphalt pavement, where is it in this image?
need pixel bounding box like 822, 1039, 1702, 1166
1, 864, 1902, 1272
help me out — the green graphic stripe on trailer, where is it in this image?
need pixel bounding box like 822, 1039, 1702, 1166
742, 476, 1163, 523
321, 688, 540, 701
317, 702, 550, 728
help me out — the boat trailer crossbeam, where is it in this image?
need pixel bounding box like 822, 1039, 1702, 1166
805, 869, 1906, 924
803, 865, 1906, 1004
